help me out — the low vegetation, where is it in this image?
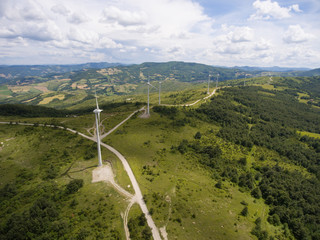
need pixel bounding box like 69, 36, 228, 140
1, 75, 320, 239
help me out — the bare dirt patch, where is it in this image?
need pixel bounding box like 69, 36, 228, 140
92, 163, 133, 198
92, 164, 114, 183
97, 68, 122, 76
8, 86, 30, 93
23, 96, 38, 103
33, 86, 49, 92
77, 84, 89, 90
39, 94, 65, 104
160, 226, 168, 240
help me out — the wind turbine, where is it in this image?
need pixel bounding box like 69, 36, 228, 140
93, 93, 103, 167
158, 81, 162, 105
207, 74, 211, 94
216, 73, 219, 88
95, 91, 101, 123
147, 79, 157, 115
244, 74, 249, 86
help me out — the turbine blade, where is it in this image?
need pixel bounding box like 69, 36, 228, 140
149, 83, 157, 89
95, 96, 99, 110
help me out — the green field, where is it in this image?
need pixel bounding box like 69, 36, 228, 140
0, 85, 12, 96
298, 130, 320, 139
101, 107, 287, 239
0, 124, 129, 239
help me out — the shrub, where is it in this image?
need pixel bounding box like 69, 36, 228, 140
194, 131, 202, 139
65, 179, 83, 195
215, 181, 222, 189
240, 206, 248, 216
251, 187, 262, 199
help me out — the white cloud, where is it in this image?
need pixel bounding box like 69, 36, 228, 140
68, 12, 89, 24
67, 28, 98, 44
0, 36, 28, 48
97, 37, 123, 49
283, 25, 314, 43
167, 46, 185, 55
254, 39, 272, 50
290, 4, 302, 13
0, 21, 62, 42
51, 4, 70, 16
1, 0, 46, 22
101, 6, 147, 26
229, 26, 254, 43
0, 27, 16, 38
249, 0, 302, 20
217, 45, 243, 55
22, 21, 63, 41
89, 52, 106, 62
20, 2, 46, 21
0, 0, 319, 67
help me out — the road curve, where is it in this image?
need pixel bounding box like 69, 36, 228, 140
100, 106, 145, 139
1, 111, 162, 240
161, 87, 218, 107
123, 198, 136, 240
100, 142, 162, 240
65, 125, 161, 239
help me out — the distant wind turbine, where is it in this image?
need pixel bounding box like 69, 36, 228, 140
147, 79, 157, 115
159, 81, 161, 105
93, 93, 103, 167
244, 74, 248, 86
216, 73, 219, 88
207, 74, 211, 94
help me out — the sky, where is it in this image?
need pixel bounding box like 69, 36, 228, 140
0, 0, 319, 68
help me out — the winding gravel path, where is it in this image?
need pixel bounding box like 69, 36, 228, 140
0, 107, 162, 240
100, 106, 145, 139
100, 142, 161, 240
161, 87, 218, 107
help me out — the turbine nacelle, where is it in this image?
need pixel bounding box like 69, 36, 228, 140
93, 109, 102, 114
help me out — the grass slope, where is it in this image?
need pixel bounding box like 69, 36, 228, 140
103, 108, 286, 239
0, 124, 128, 239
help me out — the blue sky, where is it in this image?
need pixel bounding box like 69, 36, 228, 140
0, 0, 319, 68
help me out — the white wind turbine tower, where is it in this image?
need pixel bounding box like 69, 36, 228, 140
147, 79, 157, 115
207, 74, 211, 94
93, 93, 103, 167
216, 73, 219, 88
244, 74, 248, 86
158, 81, 161, 105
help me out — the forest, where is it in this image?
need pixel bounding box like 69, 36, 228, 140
189, 86, 320, 239
0, 101, 140, 117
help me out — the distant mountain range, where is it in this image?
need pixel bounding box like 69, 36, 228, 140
0, 62, 122, 80
0, 62, 319, 85
297, 68, 320, 77
233, 66, 311, 72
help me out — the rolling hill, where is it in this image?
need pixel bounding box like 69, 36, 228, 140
0, 62, 122, 82
1, 74, 320, 239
